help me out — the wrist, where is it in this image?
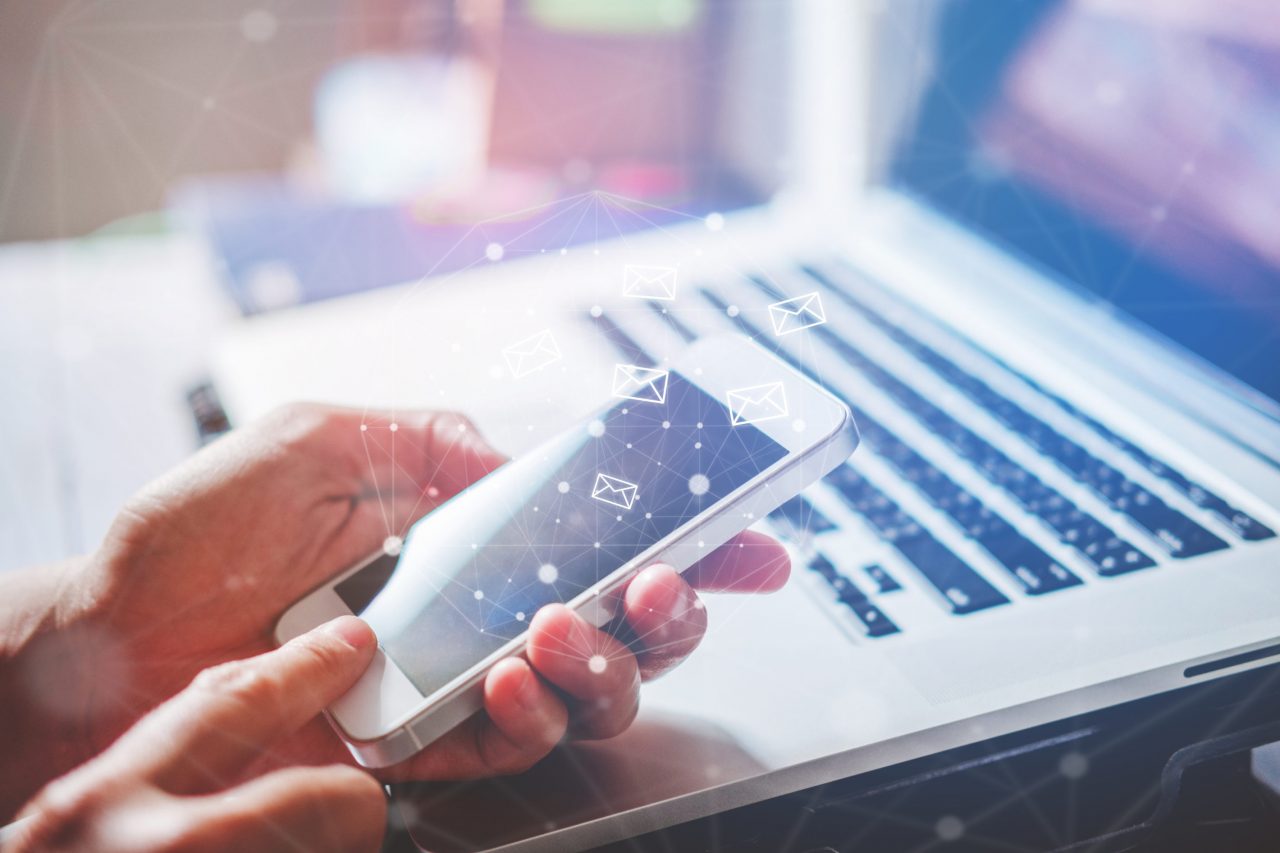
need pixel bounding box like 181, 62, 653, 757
0, 555, 117, 820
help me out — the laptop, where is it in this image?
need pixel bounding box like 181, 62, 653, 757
209, 1, 1280, 849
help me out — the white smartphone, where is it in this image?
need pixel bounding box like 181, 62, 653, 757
276, 335, 858, 767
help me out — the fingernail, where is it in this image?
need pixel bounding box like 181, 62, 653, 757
641, 565, 680, 606
325, 616, 375, 651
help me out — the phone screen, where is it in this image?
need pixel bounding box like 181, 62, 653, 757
335, 371, 788, 698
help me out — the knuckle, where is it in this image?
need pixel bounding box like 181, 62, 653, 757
191, 659, 277, 707
20, 778, 104, 849
260, 402, 339, 448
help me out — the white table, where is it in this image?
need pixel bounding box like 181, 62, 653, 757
0, 233, 236, 572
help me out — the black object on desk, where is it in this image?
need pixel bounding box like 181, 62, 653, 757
584, 663, 1280, 853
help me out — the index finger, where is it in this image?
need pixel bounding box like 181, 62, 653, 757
681, 530, 791, 592
121, 617, 377, 795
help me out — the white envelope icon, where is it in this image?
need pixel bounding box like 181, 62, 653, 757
502, 329, 562, 379
726, 381, 789, 426
622, 265, 678, 301
611, 364, 669, 404
591, 473, 639, 510
768, 291, 827, 336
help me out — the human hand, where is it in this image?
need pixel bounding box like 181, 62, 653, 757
16, 404, 789, 801
9, 617, 387, 853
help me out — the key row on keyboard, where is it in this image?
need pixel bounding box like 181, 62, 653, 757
1027, 379, 1275, 541
772, 269, 1233, 560
824, 466, 1010, 615
819, 260, 1273, 544
700, 287, 1155, 580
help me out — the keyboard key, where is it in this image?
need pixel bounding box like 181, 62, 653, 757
973, 520, 1081, 594
838, 586, 902, 637
808, 554, 840, 581
808, 555, 900, 637
769, 496, 837, 539
794, 268, 1228, 562
861, 563, 902, 593
645, 300, 699, 343
826, 468, 1009, 615
588, 311, 657, 367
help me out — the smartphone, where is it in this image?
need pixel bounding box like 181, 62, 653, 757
276, 335, 858, 767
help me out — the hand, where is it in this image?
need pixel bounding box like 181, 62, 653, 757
9, 618, 387, 853
8, 404, 789, 809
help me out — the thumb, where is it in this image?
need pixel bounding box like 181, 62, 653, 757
124, 617, 378, 795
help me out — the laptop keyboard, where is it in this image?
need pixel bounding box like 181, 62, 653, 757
589, 258, 1276, 640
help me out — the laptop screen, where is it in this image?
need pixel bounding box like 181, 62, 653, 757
892, 0, 1280, 406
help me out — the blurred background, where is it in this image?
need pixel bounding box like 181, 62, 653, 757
0, 0, 788, 244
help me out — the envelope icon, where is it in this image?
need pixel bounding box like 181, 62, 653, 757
502, 329, 562, 379
591, 473, 639, 510
769, 291, 827, 336
622, 265, 678, 301
726, 381, 789, 426
612, 364, 669, 404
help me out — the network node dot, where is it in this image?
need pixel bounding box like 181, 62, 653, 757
935, 816, 964, 842
726, 305, 740, 318
557, 481, 570, 494
589, 305, 603, 318
588, 655, 608, 674
662, 421, 671, 429
694, 442, 702, 449
485, 242, 505, 261
593, 542, 601, 549
688, 474, 710, 496
705, 212, 725, 231
587, 419, 605, 437
516, 611, 525, 621
389, 423, 399, 432
360, 424, 368, 432
645, 512, 652, 519
1059, 752, 1089, 779
696, 422, 704, 429
538, 563, 558, 584
382, 536, 403, 556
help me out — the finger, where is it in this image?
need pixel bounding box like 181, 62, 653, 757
125, 617, 377, 794
325, 407, 509, 545
622, 564, 708, 681
182, 764, 386, 853
526, 605, 641, 740
475, 657, 569, 774
374, 660, 571, 782
682, 530, 791, 593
